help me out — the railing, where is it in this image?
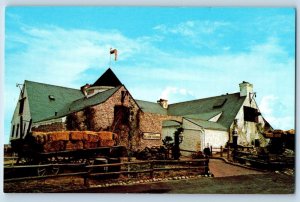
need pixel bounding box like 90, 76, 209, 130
4, 159, 209, 187
181, 146, 231, 159
210, 146, 231, 158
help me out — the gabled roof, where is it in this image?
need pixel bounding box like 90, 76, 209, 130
168, 93, 246, 129
162, 120, 181, 127
25, 80, 84, 123
67, 86, 121, 114
184, 111, 222, 121
91, 68, 122, 87
38, 86, 121, 122
136, 100, 168, 115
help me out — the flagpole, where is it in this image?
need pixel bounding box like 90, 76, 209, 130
109, 48, 112, 67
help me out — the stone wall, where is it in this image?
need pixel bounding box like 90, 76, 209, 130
139, 111, 182, 150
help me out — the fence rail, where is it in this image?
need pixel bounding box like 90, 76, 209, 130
4, 159, 209, 187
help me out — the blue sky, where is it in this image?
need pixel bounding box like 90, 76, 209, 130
4, 7, 295, 143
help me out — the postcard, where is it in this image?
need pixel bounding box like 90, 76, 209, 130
3, 7, 295, 194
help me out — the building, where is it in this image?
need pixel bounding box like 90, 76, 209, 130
10, 68, 271, 152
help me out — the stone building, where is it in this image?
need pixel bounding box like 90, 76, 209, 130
10, 68, 271, 152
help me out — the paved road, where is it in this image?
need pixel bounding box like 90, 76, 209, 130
208, 159, 264, 177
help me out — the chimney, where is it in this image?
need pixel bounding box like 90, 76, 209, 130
80, 84, 90, 97
157, 98, 168, 109
239, 81, 253, 97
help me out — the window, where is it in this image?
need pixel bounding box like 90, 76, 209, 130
244, 106, 260, 123
121, 91, 128, 103
48, 95, 55, 101
114, 106, 130, 125
11, 125, 15, 138
19, 97, 26, 115
16, 124, 19, 138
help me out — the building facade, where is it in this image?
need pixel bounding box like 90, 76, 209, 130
10, 68, 271, 153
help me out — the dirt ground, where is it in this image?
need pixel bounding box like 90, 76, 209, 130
77, 173, 294, 194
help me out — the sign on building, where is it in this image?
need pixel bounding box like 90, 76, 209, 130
143, 132, 161, 140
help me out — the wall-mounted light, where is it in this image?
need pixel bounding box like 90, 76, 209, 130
179, 131, 184, 143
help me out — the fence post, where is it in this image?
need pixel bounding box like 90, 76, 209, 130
220, 146, 223, 157
84, 166, 90, 187
150, 160, 154, 179
84, 175, 89, 187
204, 159, 209, 175
227, 146, 230, 160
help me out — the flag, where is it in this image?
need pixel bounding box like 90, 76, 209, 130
110, 49, 118, 61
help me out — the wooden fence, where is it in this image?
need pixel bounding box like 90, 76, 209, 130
4, 159, 209, 187
210, 146, 231, 158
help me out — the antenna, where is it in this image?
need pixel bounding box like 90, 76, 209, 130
249, 92, 256, 105
16, 83, 24, 96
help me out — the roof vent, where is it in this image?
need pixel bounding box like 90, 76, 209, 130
213, 98, 227, 108
48, 95, 55, 101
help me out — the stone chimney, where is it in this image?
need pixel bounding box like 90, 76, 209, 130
80, 84, 90, 97
239, 81, 253, 97
157, 98, 168, 109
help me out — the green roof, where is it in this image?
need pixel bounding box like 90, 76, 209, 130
162, 120, 181, 127
25, 80, 84, 123
67, 86, 121, 114
184, 118, 227, 131
39, 86, 121, 122
136, 100, 167, 115
184, 111, 222, 121
168, 93, 246, 129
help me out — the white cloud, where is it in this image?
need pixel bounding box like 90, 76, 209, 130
154, 20, 230, 37
160, 86, 195, 103
259, 95, 277, 115
6, 25, 154, 88
259, 95, 294, 130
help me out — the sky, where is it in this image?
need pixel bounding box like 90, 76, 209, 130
4, 7, 295, 143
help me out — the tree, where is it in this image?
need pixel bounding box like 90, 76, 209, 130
162, 136, 174, 159
173, 127, 184, 160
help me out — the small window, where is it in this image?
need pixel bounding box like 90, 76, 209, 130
244, 106, 259, 123
121, 91, 128, 103
11, 125, 15, 138
49, 95, 55, 101
16, 124, 19, 138
19, 98, 26, 115
114, 106, 130, 125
